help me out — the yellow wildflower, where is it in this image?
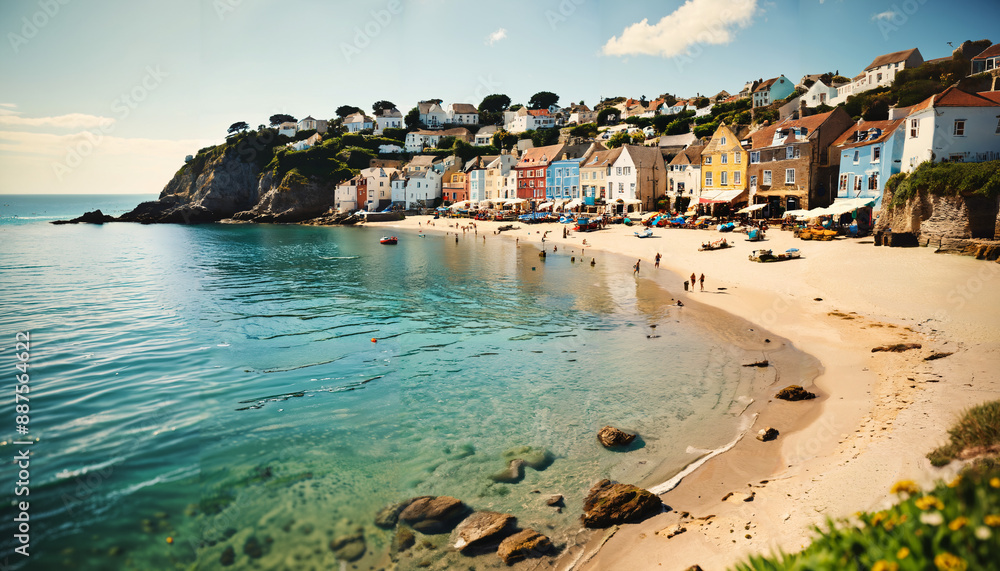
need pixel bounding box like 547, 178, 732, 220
984, 514, 1000, 527
947, 475, 961, 488
891, 480, 920, 495
916, 495, 944, 511
990, 477, 1000, 489
948, 516, 969, 531
897, 547, 910, 560
872, 561, 899, 571
871, 511, 887, 526
934, 552, 967, 571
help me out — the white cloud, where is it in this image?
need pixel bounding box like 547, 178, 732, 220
0, 113, 116, 130
0, 130, 203, 158
871, 10, 899, 21
486, 27, 507, 46
603, 0, 758, 58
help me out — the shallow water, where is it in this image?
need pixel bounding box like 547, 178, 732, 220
0, 200, 774, 569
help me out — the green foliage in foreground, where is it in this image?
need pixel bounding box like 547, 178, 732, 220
732, 464, 1000, 571
886, 161, 1000, 208
929, 401, 1000, 467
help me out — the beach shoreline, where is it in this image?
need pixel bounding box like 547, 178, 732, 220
367, 214, 1000, 570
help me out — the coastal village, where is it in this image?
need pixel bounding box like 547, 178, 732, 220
209, 40, 1000, 247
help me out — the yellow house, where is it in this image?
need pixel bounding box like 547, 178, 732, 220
700, 123, 749, 206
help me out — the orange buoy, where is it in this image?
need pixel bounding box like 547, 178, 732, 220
371, 338, 377, 343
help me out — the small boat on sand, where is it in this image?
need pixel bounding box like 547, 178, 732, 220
634, 228, 653, 238
749, 248, 800, 262
574, 218, 602, 232
699, 239, 732, 251
380, 236, 398, 245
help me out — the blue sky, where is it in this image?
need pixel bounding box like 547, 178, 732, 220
1, 0, 997, 194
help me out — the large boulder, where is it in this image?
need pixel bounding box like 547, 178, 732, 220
775, 385, 816, 401
597, 426, 636, 448
329, 531, 365, 561
501, 446, 554, 471
451, 511, 516, 553
581, 479, 662, 528
490, 459, 526, 483
497, 529, 553, 565
398, 496, 469, 534
374, 500, 411, 529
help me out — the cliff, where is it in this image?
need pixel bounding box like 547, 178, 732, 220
231, 169, 339, 223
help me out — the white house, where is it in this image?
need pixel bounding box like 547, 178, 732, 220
900, 86, 1000, 172
287, 132, 323, 151
378, 143, 404, 154
278, 122, 297, 138
660, 102, 688, 116
405, 128, 471, 153
604, 144, 667, 213
297, 116, 328, 134
832, 48, 924, 105
566, 104, 596, 125
360, 167, 399, 211
404, 169, 442, 209
344, 112, 374, 133
374, 108, 403, 135
418, 101, 447, 128
667, 144, 705, 208
391, 176, 408, 207
474, 125, 499, 146
446, 103, 479, 125
802, 80, 837, 108
334, 175, 363, 213
484, 152, 518, 202
503, 108, 555, 133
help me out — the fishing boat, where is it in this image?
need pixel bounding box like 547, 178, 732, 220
634, 228, 653, 238
749, 248, 801, 262
747, 228, 765, 242
379, 236, 398, 245
574, 218, 602, 232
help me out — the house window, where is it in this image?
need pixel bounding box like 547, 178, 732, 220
720, 136, 727, 145
853, 175, 863, 191
785, 169, 795, 184
750, 151, 760, 164
839, 173, 848, 191
910, 119, 919, 138
624, 167, 631, 175
953, 120, 965, 137
721, 154, 728, 164
853, 150, 860, 164
786, 146, 794, 159
704, 156, 712, 165
734, 171, 741, 185
868, 173, 879, 190
616, 167, 622, 175
996, 118, 1000, 134
762, 170, 771, 185
720, 171, 728, 185
872, 146, 881, 163
735, 153, 741, 164
705, 172, 713, 186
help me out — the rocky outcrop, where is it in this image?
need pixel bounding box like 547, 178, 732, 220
451, 511, 516, 553
497, 529, 553, 565
397, 496, 469, 534
374, 500, 410, 529
874, 188, 1000, 252
597, 426, 636, 448
232, 169, 338, 223
775, 385, 817, 401
581, 479, 663, 528
51, 209, 117, 224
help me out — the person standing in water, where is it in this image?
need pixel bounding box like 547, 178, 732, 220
634, 259, 641, 275
654, 253, 661, 268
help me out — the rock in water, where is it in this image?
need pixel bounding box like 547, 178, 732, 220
375, 500, 412, 529
756, 427, 779, 442
545, 494, 564, 507
581, 479, 662, 528
490, 459, 526, 483
243, 535, 263, 559
398, 496, 469, 534
597, 426, 636, 448
497, 529, 553, 565
775, 385, 817, 401
219, 545, 235, 566
501, 446, 554, 471
451, 511, 516, 553
392, 527, 415, 554
329, 532, 366, 562
51, 209, 118, 225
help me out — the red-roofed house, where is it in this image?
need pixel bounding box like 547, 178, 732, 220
971, 44, 1000, 75
901, 86, 1000, 172
503, 107, 556, 133
514, 143, 564, 201
832, 48, 924, 105
831, 119, 907, 210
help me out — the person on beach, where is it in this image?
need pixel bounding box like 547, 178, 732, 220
633, 259, 641, 275
690, 272, 696, 287
654, 253, 661, 268
699, 273, 705, 291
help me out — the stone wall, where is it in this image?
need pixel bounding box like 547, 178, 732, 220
874, 188, 1000, 257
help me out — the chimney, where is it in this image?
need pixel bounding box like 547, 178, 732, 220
799, 98, 806, 118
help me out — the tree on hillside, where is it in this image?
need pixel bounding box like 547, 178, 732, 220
372, 100, 396, 114
227, 121, 249, 136
336, 105, 363, 118
478, 94, 511, 113
269, 114, 296, 126
630, 131, 646, 145
530, 128, 560, 147
492, 129, 517, 151
596, 108, 619, 126
606, 131, 630, 148
528, 91, 559, 110
404, 107, 421, 129
478, 111, 504, 126
569, 123, 598, 139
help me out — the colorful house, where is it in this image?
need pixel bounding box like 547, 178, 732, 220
752, 75, 794, 108
745, 107, 854, 212
545, 143, 602, 204
334, 175, 367, 213
484, 152, 518, 202
900, 86, 1000, 172
667, 144, 705, 210
605, 145, 667, 213
700, 123, 750, 207
514, 143, 563, 201
359, 167, 398, 211
579, 148, 622, 205
830, 119, 907, 209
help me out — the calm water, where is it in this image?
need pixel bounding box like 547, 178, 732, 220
0, 195, 771, 570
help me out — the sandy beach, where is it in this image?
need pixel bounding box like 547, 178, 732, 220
368, 214, 1000, 570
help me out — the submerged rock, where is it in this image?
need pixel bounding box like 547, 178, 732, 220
243, 535, 263, 559
501, 446, 554, 471
219, 545, 235, 566
756, 427, 779, 442
545, 494, 564, 507
451, 511, 516, 553
398, 496, 469, 534
329, 531, 366, 561
497, 529, 553, 565
491, 459, 526, 483
775, 385, 817, 401
392, 527, 415, 554
597, 426, 636, 448
375, 500, 412, 529
581, 479, 663, 528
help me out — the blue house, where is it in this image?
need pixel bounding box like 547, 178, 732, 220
752, 75, 795, 108
545, 143, 599, 204
830, 118, 906, 209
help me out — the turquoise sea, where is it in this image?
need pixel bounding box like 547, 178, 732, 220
0, 195, 786, 570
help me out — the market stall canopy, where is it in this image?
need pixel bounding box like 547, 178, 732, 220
477, 200, 495, 209
827, 197, 876, 215
641, 212, 659, 221
449, 200, 470, 210
565, 199, 583, 209
623, 198, 642, 205
537, 201, 554, 210
552, 199, 567, 210
504, 198, 527, 206
698, 189, 747, 204
736, 203, 768, 214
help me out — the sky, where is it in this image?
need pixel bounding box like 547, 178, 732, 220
1, 0, 997, 195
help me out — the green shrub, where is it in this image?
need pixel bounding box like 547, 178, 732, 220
929, 400, 1000, 466
888, 161, 1000, 207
